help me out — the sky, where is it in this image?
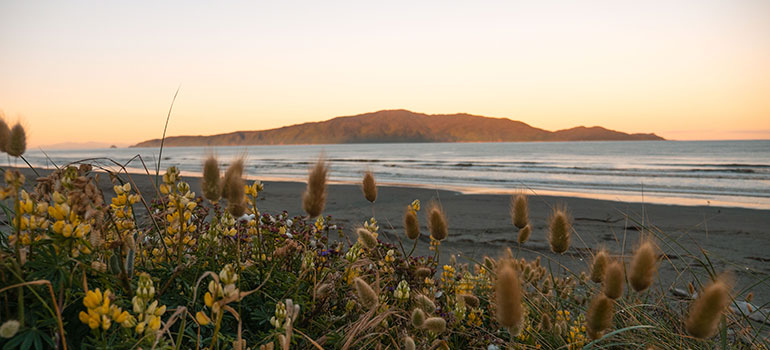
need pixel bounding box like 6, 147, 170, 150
1, 0, 769, 147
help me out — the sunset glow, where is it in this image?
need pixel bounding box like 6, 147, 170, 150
1, 0, 768, 147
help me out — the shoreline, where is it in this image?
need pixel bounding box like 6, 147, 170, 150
3, 165, 769, 306
13, 163, 770, 210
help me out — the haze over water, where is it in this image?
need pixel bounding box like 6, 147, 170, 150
21, 140, 770, 210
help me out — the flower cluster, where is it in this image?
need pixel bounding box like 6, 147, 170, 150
197, 264, 239, 326
78, 289, 131, 331
131, 273, 167, 334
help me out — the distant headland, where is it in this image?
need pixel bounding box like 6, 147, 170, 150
132, 109, 664, 147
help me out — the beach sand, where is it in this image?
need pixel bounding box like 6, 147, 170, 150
9, 166, 770, 305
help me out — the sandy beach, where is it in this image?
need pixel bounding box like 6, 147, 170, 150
10, 166, 770, 306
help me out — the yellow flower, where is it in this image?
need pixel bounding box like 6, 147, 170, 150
196, 311, 211, 326
148, 315, 161, 331
83, 289, 103, 309
204, 292, 214, 307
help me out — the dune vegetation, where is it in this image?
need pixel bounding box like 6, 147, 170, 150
0, 122, 767, 350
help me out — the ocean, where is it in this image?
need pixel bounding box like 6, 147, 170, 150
20, 140, 770, 210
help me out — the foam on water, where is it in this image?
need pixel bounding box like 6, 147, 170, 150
20, 140, 770, 209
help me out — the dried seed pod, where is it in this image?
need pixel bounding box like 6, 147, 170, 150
548, 205, 571, 254
201, 155, 221, 202
511, 193, 528, 229
404, 206, 420, 240
362, 171, 377, 203
302, 157, 328, 218
629, 239, 658, 292
415, 294, 436, 314
427, 203, 448, 241
586, 294, 615, 340
495, 260, 523, 331
354, 278, 378, 309
686, 277, 731, 339
423, 317, 446, 333
7, 123, 26, 157
517, 224, 531, 244
411, 308, 426, 327
603, 260, 624, 300
590, 248, 610, 283
0, 117, 9, 153
356, 227, 378, 250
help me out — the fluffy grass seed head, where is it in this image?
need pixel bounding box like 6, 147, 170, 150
303, 157, 328, 218
416, 294, 436, 314
353, 277, 378, 310
591, 248, 610, 283
685, 276, 732, 339
7, 122, 26, 157
0, 116, 9, 153
586, 294, 615, 340
423, 317, 446, 333
603, 260, 624, 300
460, 294, 480, 308
427, 202, 448, 241
362, 171, 377, 203
517, 224, 531, 244
511, 193, 528, 229
0, 320, 20, 339
404, 336, 416, 350
356, 227, 378, 250
495, 259, 524, 332
548, 205, 571, 254
222, 158, 246, 217
411, 308, 426, 327
404, 205, 420, 240
629, 238, 659, 292
201, 155, 221, 202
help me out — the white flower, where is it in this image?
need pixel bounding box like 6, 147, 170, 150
0, 320, 20, 338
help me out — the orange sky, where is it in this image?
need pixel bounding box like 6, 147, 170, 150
1, 1, 768, 147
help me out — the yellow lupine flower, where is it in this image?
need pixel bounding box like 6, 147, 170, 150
204, 292, 214, 307
83, 289, 103, 309
148, 315, 161, 331
196, 311, 211, 325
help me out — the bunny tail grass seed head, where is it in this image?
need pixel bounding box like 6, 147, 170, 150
404, 206, 420, 240
629, 238, 659, 292
7, 122, 26, 157
603, 260, 624, 300
548, 205, 571, 254
0, 320, 20, 339
511, 193, 528, 229
0, 117, 9, 153
517, 224, 531, 244
460, 294, 480, 308
686, 276, 732, 339
427, 202, 448, 241
356, 227, 378, 250
411, 308, 426, 327
303, 157, 328, 218
586, 294, 615, 340
222, 158, 246, 216
495, 260, 523, 331
221, 158, 244, 201
416, 294, 436, 314
202, 155, 221, 202
354, 277, 378, 310
362, 171, 377, 203
423, 317, 446, 333
591, 248, 610, 283
404, 336, 416, 350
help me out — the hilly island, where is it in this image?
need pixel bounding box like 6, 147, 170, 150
132, 109, 663, 147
